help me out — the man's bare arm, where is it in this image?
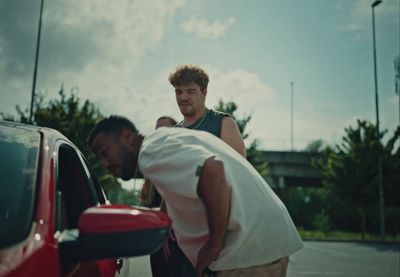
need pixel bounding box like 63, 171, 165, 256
220, 116, 246, 158
195, 157, 231, 276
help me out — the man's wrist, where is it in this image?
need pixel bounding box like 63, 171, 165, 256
207, 238, 224, 252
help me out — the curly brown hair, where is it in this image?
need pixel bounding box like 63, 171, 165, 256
168, 64, 209, 92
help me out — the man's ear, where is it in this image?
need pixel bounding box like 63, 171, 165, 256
202, 89, 207, 96
121, 128, 135, 144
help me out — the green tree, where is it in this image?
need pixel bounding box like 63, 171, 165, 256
318, 120, 400, 238
108, 187, 141, 206
305, 139, 326, 153
1, 86, 123, 196
215, 99, 267, 177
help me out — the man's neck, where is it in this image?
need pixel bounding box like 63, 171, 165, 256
184, 107, 208, 126
135, 134, 145, 178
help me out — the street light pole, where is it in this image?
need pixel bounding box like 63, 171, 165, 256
290, 82, 294, 151
396, 56, 400, 126
397, 0, 400, 126
29, 0, 44, 123
371, 0, 385, 240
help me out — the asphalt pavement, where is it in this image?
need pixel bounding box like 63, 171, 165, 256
126, 241, 400, 277
288, 241, 400, 276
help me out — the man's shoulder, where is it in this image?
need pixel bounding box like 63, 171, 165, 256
208, 109, 231, 119
142, 127, 218, 154
145, 126, 207, 141
142, 127, 174, 146
141, 128, 179, 156
207, 109, 238, 129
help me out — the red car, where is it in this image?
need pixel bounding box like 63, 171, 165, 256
0, 120, 171, 276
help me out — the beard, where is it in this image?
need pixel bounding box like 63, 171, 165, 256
119, 148, 137, 181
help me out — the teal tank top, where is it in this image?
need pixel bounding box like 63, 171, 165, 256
176, 109, 230, 138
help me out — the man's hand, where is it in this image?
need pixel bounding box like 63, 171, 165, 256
196, 157, 231, 276
195, 240, 223, 277
162, 229, 176, 261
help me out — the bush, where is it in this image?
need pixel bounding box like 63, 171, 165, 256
107, 188, 141, 205
285, 187, 326, 229
313, 210, 332, 232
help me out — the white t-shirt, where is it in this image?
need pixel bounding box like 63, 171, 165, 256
139, 127, 303, 271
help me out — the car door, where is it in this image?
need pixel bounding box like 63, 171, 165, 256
55, 142, 117, 277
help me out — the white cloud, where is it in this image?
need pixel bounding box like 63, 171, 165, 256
352, 0, 398, 18
339, 0, 398, 31
388, 94, 399, 104
182, 16, 236, 39
338, 22, 362, 32
206, 67, 275, 107
46, 0, 185, 67
0, 0, 185, 121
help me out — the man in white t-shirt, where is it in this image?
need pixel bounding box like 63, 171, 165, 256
88, 115, 303, 277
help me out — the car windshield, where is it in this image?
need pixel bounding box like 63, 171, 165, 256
0, 124, 40, 248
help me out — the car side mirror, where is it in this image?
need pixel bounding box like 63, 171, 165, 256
59, 204, 171, 261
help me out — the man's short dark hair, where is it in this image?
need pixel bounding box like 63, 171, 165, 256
168, 64, 209, 92
157, 116, 177, 126
87, 115, 138, 147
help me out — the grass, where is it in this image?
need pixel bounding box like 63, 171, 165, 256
298, 228, 400, 243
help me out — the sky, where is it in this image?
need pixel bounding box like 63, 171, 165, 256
0, 0, 399, 151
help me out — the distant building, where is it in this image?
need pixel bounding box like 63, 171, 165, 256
260, 151, 322, 189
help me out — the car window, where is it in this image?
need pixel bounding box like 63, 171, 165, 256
79, 154, 108, 205
56, 144, 100, 230
0, 125, 40, 248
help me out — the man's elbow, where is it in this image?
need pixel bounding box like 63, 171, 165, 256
198, 158, 226, 196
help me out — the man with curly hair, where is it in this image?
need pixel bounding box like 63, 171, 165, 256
168, 65, 249, 276
169, 64, 246, 157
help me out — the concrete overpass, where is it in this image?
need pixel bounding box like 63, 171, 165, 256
259, 151, 322, 189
